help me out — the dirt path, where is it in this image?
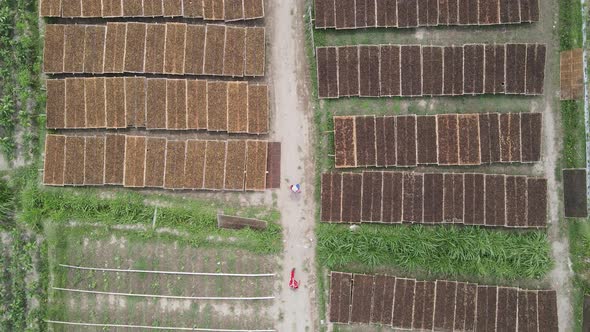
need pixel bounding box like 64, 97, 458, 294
266, 0, 317, 330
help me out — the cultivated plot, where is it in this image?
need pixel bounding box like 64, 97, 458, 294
316, 44, 546, 98
46, 78, 269, 134
39, 0, 264, 20
333, 113, 542, 168
43, 134, 278, 191
315, 0, 539, 29
43, 23, 265, 77
329, 272, 558, 331
321, 171, 547, 228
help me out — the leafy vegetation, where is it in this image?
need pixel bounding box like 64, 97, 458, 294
317, 224, 552, 280
559, 0, 583, 50
15, 165, 282, 254
569, 219, 590, 330
0, 0, 43, 162
0, 226, 48, 331
0, 178, 15, 228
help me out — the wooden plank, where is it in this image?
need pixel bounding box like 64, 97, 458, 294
207, 81, 229, 132
398, 0, 418, 27
146, 79, 167, 129
83, 25, 106, 73
423, 173, 443, 223
321, 173, 333, 221
84, 136, 105, 185
248, 84, 269, 134
245, 27, 265, 76
417, 115, 438, 164
537, 291, 558, 332
187, 80, 208, 130
401, 45, 422, 96
496, 287, 519, 331
145, 24, 166, 73
62, 0, 82, 17
184, 140, 207, 189
43, 135, 66, 186
40, 0, 62, 17
392, 278, 416, 329
163, 0, 183, 16
564, 169, 588, 218
341, 173, 363, 222
65, 78, 86, 129
124, 23, 147, 73
224, 141, 247, 190
46, 79, 66, 129
204, 0, 225, 20
183, 0, 204, 17
437, 114, 459, 165
520, 112, 542, 162
383, 116, 397, 166
102, 0, 122, 17
243, 0, 265, 19
484, 174, 506, 226
527, 178, 547, 227
164, 23, 187, 75
164, 140, 187, 189
458, 114, 481, 165
64, 136, 85, 185
166, 79, 188, 130
227, 82, 249, 133
204, 25, 226, 75
225, 0, 245, 21
379, 45, 400, 96
396, 115, 417, 166
104, 23, 126, 73
105, 77, 126, 128
104, 135, 126, 185
84, 77, 107, 128
124, 77, 146, 128
43, 24, 65, 73
350, 274, 374, 324
122, 0, 143, 16
245, 141, 267, 191
223, 26, 246, 77
144, 137, 167, 188
506, 44, 527, 94
316, 0, 336, 28
265, 142, 281, 189
412, 281, 435, 330
123, 136, 146, 188
64, 25, 86, 73
217, 215, 267, 230
143, 0, 164, 16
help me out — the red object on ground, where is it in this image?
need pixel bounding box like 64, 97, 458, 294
289, 268, 299, 289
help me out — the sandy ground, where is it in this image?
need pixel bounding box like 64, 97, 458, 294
266, 0, 317, 330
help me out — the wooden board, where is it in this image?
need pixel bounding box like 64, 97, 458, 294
124, 77, 146, 128
64, 25, 86, 73
244, 27, 265, 76
224, 141, 247, 190
105, 77, 126, 128
64, 136, 85, 185
164, 140, 187, 189
43, 24, 65, 73
207, 81, 229, 132
204, 140, 227, 190
245, 141, 268, 191
83, 25, 106, 73
84, 136, 105, 185
223, 27, 247, 77
65, 78, 86, 129
104, 135, 126, 185
184, 140, 207, 189
187, 80, 208, 130
166, 79, 188, 130
124, 23, 147, 73
248, 84, 269, 134
145, 24, 166, 73
43, 135, 66, 186
46, 80, 66, 129
227, 82, 249, 133
104, 23, 126, 73
204, 25, 226, 75
563, 169, 588, 218
146, 79, 167, 129
123, 136, 146, 188
144, 137, 167, 188
184, 24, 206, 75
164, 23, 187, 75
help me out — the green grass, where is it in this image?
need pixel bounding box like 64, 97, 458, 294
561, 100, 587, 168
18, 180, 282, 254
559, 0, 584, 50
318, 224, 552, 281
569, 218, 590, 331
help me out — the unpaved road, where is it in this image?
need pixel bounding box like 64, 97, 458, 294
266, 0, 317, 331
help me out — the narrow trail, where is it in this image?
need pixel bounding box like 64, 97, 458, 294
266, 0, 317, 331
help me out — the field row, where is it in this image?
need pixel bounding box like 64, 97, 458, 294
334, 113, 541, 168
43, 23, 265, 76
321, 171, 547, 228
329, 272, 558, 331
560, 48, 584, 100
317, 43, 545, 98
315, 0, 539, 29
43, 134, 277, 191
46, 78, 268, 134
40, 0, 264, 21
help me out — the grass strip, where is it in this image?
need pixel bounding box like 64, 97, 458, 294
318, 223, 552, 280
18, 182, 282, 254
